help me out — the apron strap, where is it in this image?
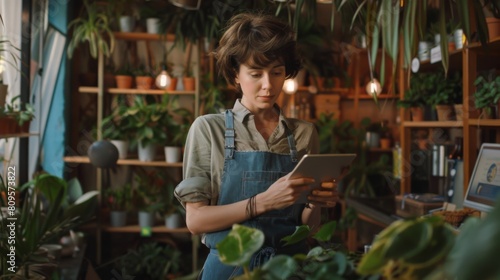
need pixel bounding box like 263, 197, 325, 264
282, 121, 298, 162
224, 110, 235, 159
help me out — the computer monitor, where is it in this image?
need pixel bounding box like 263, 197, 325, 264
463, 143, 500, 212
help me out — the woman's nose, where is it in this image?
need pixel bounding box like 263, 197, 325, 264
261, 73, 272, 91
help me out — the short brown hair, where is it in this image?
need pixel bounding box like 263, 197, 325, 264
214, 13, 301, 87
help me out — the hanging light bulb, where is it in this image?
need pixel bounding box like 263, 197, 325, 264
155, 64, 171, 90
283, 78, 299, 94
366, 78, 382, 96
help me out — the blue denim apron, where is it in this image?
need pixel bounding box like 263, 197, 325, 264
200, 110, 307, 280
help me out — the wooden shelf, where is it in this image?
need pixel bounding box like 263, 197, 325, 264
346, 94, 399, 100
0, 133, 38, 139
468, 118, 500, 127
466, 36, 500, 52
63, 156, 183, 167
402, 120, 463, 128
107, 88, 195, 95
113, 32, 175, 42
102, 224, 190, 233
418, 47, 463, 72
78, 86, 195, 95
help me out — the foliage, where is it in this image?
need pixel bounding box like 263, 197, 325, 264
199, 74, 226, 115
217, 221, 369, 280
357, 215, 455, 279
132, 170, 166, 213
397, 72, 433, 109
117, 242, 183, 279
0, 174, 98, 277
125, 96, 170, 148
104, 183, 132, 211
101, 96, 134, 140
427, 71, 462, 106
334, 0, 491, 85
163, 95, 194, 147
132, 65, 154, 77
473, 69, 500, 116
315, 114, 393, 198
0, 95, 35, 126
67, 0, 115, 59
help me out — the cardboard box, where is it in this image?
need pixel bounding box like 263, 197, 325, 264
395, 195, 444, 218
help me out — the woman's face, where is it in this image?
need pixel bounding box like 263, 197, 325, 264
235, 61, 286, 112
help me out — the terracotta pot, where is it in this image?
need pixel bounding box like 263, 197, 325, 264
486, 17, 500, 41
454, 104, 464, 121
168, 77, 178, 91
435, 104, 455, 121
0, 116, 19, 134
410, 107, 424, 121
115, 75, 133, 89
183, 76, 196, 91
380, 138, 391, 149
135, 76, 154, 90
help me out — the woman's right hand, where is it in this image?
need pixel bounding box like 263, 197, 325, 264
258, 175, 315, 211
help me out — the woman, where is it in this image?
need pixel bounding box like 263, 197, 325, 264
174, 13, 339, 279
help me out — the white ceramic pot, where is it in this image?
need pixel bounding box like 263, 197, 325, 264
119, 16, 135, 32
164, 146, 181, 163
165, 213, 182, 228
138, 211, 155, 228
454, 29, 464, 50
146, 18, 160, 34
110, 140, 128, 159
138, 143, 156, 162
110, 211, 127, 227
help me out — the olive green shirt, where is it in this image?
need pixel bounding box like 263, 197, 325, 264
174, 99, 319, 207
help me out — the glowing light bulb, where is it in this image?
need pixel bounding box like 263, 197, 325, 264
366, 78, 382, 96
283, 79, 298, 94
155, 68, 171, 90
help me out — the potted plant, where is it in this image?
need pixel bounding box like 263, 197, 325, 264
0, 95, 35, 134
428, 71, 462, 121
0, 174, 98, 278
133, 171, 165, 227
114, 64, 134, 89
133, 65, 154, 90
474, 69, 500, 119
397, 72, 434, 121
116, 242, 184, 279
164, 98, 193, 163
125, 96, 170, 161
104, 183, 133, 227
159, 182, 185, 228
67, 0, 115, 60
101, 96, 134, 159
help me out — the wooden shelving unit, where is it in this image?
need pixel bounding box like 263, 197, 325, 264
399, 36, 500, 196
68, 31, 201, 267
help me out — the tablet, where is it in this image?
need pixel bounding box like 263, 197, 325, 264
289, 153, 356, 203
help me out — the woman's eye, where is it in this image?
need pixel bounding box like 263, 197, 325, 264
250, 73, 262, 78
273, 71, 283, 76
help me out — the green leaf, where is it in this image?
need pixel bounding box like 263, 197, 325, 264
382, 218, 434, 260
312, 220, 336, 242
281, 225, 310, 246
357, 241, 388, 275
217, 224, 264, 267
261, 255, 298, 279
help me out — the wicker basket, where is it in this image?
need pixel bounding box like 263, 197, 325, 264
432, 208, 480, 227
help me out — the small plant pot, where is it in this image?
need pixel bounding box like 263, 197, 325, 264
164, 146, 182, 163
168, 77, 178, 91
410, 107, 424, 121
115, 75, 133, 89
435, 104, 455, 121
135, 76, 154, 90
110, 140, 129, 159
486, 17, 500, 40
165, 213, 183, 228
182, 76, 196, 91
110, 211, 127, 227
380, 138, 391, 149
146, 18, 160, 34
119, 16, 135, 32
138, 143, 156, 162
138, 211, 155, 228
454, 104, 464, 121
365, 132, 380, 148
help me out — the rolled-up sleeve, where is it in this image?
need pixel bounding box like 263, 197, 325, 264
174, 177, 212, 208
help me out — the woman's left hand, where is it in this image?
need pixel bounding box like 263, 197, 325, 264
307, 180, 339, 208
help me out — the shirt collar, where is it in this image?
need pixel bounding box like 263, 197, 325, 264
231, 99, 296, 131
